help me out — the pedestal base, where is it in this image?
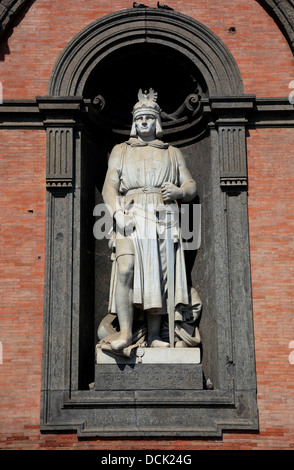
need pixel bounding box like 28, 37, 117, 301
95, 347, 203, 391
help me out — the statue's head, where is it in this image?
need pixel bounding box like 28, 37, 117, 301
130, 88, 163, 139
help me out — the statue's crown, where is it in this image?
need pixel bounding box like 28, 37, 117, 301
132, 88, 161, 117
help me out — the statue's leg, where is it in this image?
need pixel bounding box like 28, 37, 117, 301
111, 238, 135, 351
147, 312, 170, 348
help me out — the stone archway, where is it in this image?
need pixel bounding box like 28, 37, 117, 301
48, 8, 244, 97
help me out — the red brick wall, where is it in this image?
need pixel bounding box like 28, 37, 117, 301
0, 129, 46, 447
0, 0, 294, 450
246, 128, 294, 449
0, 0, 293, 100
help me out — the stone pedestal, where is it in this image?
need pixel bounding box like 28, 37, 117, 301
95, 347, 203, 391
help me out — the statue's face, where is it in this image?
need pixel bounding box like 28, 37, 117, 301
135, 113, 157, 138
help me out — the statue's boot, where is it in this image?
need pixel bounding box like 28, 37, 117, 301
150, 338, 170, 348
110, 334, 132, 351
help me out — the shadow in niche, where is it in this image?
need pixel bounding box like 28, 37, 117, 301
78, 42, 213, 390
79, 137, 110, 389
83, 42, 208, 146
183, 194, 200, 288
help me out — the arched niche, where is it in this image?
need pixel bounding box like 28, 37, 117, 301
48, 9, 244, 97
39, 8, 258, 438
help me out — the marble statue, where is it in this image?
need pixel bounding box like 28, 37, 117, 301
97, 89, 202, 355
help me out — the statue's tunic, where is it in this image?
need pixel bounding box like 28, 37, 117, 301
108, 138, 189, 316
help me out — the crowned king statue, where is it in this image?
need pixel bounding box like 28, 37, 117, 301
97, 89, 202, 356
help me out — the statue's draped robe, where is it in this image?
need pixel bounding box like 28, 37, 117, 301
108, 138, 190, 317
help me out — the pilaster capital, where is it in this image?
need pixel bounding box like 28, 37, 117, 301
36, 96, 84, 127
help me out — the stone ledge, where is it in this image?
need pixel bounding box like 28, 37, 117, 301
96, 346, 201, 365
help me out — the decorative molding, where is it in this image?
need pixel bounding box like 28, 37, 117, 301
46, 8, 246, 146
220, 176, 248, 189
218, 126, 248, 191
46, 179, 73, 189
36, 96, 83, 190
48, 9, 244, 97
206, 96, 253, 191
0, 100, 42, 128
1, 97, 293, 129
45, 128, 74, 189
250, 97, 294, 127
203, 96, 294, 128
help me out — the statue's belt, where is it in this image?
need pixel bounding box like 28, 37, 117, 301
119, 186, 178, 228
120, 187, 178, 228
124, 186, 162, 196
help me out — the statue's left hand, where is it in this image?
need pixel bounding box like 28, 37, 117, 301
161, 182, 183, 202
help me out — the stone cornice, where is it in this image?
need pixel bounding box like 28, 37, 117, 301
205, 96, 294, 128
0, 99, 42, 127
0, 97, 293, 130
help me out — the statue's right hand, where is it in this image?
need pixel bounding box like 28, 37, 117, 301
115, 211, 134, 231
